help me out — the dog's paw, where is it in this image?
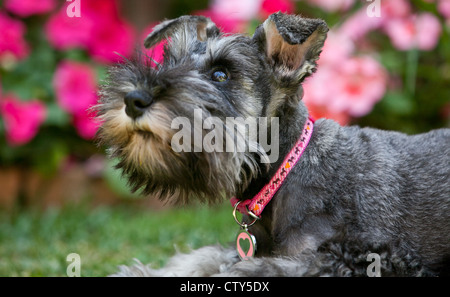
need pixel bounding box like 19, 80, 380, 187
109, 259, 162, 277
110, 245, 239, 277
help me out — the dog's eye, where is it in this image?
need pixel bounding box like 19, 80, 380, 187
211, 69, 228, 82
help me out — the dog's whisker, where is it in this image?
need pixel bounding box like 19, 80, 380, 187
149, 57, 162, 70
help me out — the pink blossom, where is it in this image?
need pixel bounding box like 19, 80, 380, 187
380, 0, 411, 19
193, 0, 263, 33
88, 19, 136, 64
195, 9, 245, 33
383, 18, 417, 50
319, 30, 354, 65
45, 8, 95, 51
303, 62, 336, 107
0, 12, 29, 64
73, 112, 100, 140
5, 0, 56, 17
81, 0, 135, 63
260, 0, 295, 19
306, 0, 354, 12
332, 56, 387, 116
303, 56, 386, 119
53, 60, 100, 139
415, 13, 443, 50
303, 29, 355, 117
339, 0, 413, 41
211, 0, 262, 21
338, 8, 384, 41
305, 101, 351, 126
45, 0, 135, 64
303, 65, 351, 125
0, 94, 46, 146
53, 61, 97, 117
439, 0, 450, 19
384, 13, 442, 51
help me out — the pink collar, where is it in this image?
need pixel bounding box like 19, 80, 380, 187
230, 117, 315, 219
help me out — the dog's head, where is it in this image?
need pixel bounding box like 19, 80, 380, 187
96, 12, 328, 203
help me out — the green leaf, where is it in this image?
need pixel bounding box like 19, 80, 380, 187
33, 141, 69, 176
382, 91, 414, 116
45, 104, 70, 127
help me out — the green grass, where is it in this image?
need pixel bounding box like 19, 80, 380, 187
0, 203, 236, 276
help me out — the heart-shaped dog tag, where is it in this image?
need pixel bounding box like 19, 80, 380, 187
236, 229, 257, 261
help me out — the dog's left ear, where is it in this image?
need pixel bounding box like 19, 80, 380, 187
253, 12, 328, 83
144, 15, 220, 49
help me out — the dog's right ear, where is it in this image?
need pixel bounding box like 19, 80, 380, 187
144, 15, 220, 49
253, 12, 328, 84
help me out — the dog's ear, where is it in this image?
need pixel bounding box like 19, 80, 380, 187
144, 15, 220, 49
253, 12, 328, 83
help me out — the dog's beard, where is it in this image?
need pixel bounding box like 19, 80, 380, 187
96, 65, 267, 203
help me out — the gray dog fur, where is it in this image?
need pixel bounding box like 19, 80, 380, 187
96, 12, 450, 276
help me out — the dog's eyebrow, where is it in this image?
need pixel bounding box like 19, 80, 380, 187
193, 41, 207, 55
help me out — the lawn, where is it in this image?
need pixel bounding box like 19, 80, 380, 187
0, 202, 236, 276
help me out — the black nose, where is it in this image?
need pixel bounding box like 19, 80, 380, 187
124, 90, 153, 119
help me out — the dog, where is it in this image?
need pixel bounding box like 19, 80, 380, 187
96, 12, 450, 276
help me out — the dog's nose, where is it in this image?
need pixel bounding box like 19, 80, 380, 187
124, 90, 153, 119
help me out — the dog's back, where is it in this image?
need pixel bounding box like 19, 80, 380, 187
315, 120, 450, 273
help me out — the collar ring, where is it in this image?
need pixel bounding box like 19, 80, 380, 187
232, 201, 258, 228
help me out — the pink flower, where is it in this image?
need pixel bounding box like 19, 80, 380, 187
5, 0, 56, 17
45, 0, 135, 64
53, 61, 98, 116
194, 0, 263, 33
338, 8, 384, 41
88, 19, 136, 64
0, 12, 29, 65
303, 65, 351, 125
45, 8, 95, 51
260, 0, 295, 19
319, 31, 354, 65
380, 0, 411, 19
439, 0, 450, 19
0, 94, 46, 146
332, 56, 387, 116
384, 13, 442, 51
303, 61, 336, 107
339, 0, 412, 41
211, 0, 262, 21
53, 60, 101, 139
304, 56, 387, 119
305, 101, 351, 126
195, 9, 245, 33
306, 0, 354, 12
415, 13, 443, 50
73, 112, 100, 140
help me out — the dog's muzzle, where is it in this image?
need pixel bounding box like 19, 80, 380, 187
124, 90, 153, 119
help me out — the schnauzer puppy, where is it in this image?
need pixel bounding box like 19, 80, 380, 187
96, 13, 450, 276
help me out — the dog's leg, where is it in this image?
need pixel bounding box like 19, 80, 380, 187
110, 245, 239, 277
211, 240, 436, 277
212, 250, 320, 277
111, 247, 320, 277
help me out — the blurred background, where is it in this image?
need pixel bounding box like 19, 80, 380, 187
0, 0, 449, 276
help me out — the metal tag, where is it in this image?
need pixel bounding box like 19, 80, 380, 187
236, 228, 257, 261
